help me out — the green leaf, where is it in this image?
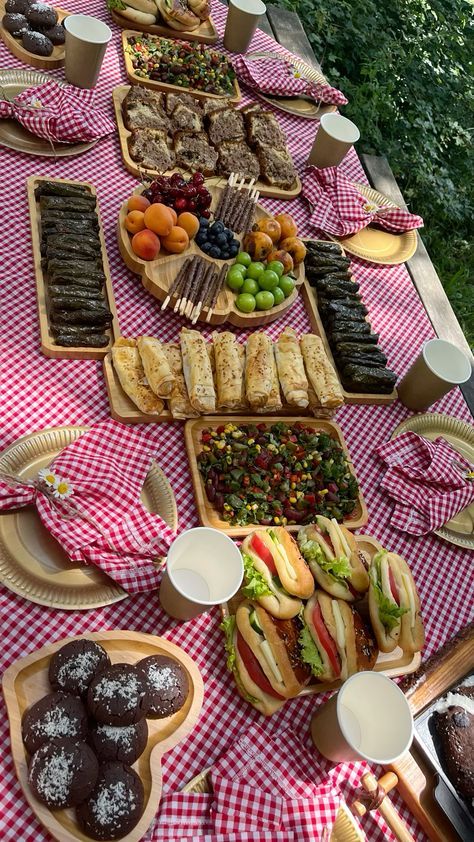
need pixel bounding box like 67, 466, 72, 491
221, 615, 236, 671
107, 0, 126, 9
369, 567, 408, 631
242, 553, 273, 599
299, 537, 351, 582
299, 623, 324, 677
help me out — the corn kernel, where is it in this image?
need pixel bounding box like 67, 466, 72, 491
289, 496, 297, 504
224, 504, 231, 511
216, 440, 225, 450
282, 517, 288, 525
296, 490, 304, 499
248, 438, 255, 445
274, 516, 280, 524
202, 445, 210, 452
319, 489, 328, 496
290, 482, 296, 490
255, 444, 261, 452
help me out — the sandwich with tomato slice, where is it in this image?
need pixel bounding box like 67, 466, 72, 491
299, 590, 377, 683
369, 550, 425, 654
240, 529, 311, 619
298, 518, 369, 602
222, 599, 311, 715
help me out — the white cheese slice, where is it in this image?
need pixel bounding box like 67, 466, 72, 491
401, 572, 416, 628
331, 601, 348, 677
259, 640, 284, 684
332, 519, 352, 559
273, 539, 298, 581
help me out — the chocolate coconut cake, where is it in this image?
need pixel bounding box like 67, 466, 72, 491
433, 684, 474, 801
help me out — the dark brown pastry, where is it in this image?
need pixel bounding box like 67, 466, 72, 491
76, 761, 144, 840
90, 719, 148, 765
432, 686, 474, 800
49, 639, 111, 697
2, 12, 30, 35
26, 2, 57, 28
22, 29, 53, 55
137, 655, 189, 718
28, 738, 99, 809
5, 0, 32, 13
87, 664, 150, 726
22, 691, 89, 755
42, 22, 64, 44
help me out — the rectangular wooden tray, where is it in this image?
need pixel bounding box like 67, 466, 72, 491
184, 414, 368, 536
112, 85, 301, 200
122, 30, 242, 102
111, 8, 218, 44
0, 1, 68, 70
27, 176, 120, 360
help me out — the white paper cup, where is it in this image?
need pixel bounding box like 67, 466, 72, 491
308, 113, 360, 168
64, 15, 112, 89
398, 338, 472, 411
159, 527, 244, 621
310, 672, 413, 764
224, 0, 266, 54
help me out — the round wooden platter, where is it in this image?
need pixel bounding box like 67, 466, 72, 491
0, 1, 69, 69
2, 630, 204, 842
112, 84, 302, 200
118, 184, 305, 327
111, 8, 218, 44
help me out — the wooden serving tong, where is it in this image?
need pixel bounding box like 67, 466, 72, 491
351, 772, 416, 842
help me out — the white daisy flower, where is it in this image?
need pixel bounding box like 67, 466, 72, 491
38, 468, 58, 488
52, 479, 74, 499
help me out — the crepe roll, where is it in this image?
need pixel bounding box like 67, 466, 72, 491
162, 344, 199, 420
301, 333, 344, 409
112, 338, 164, 416
137, 336, 175, 398
245, 333, 273, 408
257, 345, 282, 413
212, 331, 246, 410
274, 328, 309, 408
180, 328, 216, 414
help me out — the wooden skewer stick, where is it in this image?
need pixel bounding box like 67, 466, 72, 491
351, 772, 416, 842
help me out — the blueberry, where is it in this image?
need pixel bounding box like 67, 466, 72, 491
199, 216, 209, 227
195, 232, 207, 246
201, 242, 213, 254
209, 246, 221, 258
226, 229, 234, 242
221, 250, 230, 260
216, 233, 227, 246
229, 242, 239, 257
212, 221, 225, 234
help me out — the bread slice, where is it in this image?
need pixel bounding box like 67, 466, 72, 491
217, 140, 260, 180
256, 145, 297, 190
165, 91, 202, 116
129, 129, 176, 172
246, 111, 286, 149
125, 85, 163, 109
171, 103, 204, 134
202, 97, 231, 117
123, 87, 169, 132
174, 131, 218, 175
208, 107, 245, 145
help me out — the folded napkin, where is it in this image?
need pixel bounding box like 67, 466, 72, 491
0, 420, 176, 592
375, 431, 474, 535
0, 80, 114, 143
303, 166, 424, 236
232, 55, 347, 106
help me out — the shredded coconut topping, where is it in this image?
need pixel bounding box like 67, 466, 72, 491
32, 747, 74, 806
96, 724, 136, 747
93, 674, 141, 709
57, 649, 102, 691
147, 664, 179, 692
31, 707, 79, 739
92, 780, 136, 827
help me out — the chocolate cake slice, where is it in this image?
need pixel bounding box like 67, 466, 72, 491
217, 140, 260, 180
129, 129, 175, 172
432, 685, 474, 800
174, 131, 218, 175
123, 87, 169, 132
208, 107, 245, 145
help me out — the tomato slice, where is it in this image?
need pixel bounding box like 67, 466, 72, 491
236, 632, 284, 699
388, 567, 400, 605
312, 602, 341, 678
250, 534, 278, 576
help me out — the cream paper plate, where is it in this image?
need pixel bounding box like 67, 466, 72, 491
0, 426, 178, 609
0, 69, 98, 157
330, 184, 418, 265
392, 413, 474, 550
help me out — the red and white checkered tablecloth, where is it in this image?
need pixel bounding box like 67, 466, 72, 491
0, 3, 472, 841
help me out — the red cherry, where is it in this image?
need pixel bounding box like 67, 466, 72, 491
170, 173, 185, 187
175, 197, 187, 211
186, 199, 197, 211
200, 208, 211, 218
185, 185, 198, 198
192, 172, 205, 185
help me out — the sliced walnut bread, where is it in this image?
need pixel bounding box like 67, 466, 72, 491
128, 129, 176, 172
174, 131, 218, 175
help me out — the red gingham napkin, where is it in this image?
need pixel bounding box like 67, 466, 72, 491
232, 55, 348, 105
375, 431, 474, 535
0, 420, 176, 593
303, 166, 424, 235
0, 80, 114, 143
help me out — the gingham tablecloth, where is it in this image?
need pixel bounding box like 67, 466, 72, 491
0, 3, 472, 841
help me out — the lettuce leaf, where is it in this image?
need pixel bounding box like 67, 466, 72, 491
299, 537, 351, 582
369, 565, 408, 631
220, 615, 260, 705
242, 553, 273, 599
107, 0, 126, 10
298, 623, 324, 677
298, 536, 324, 562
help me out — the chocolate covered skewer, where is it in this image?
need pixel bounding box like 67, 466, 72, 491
161, 257, 191, 310
190, 263, 215, 323
174, 257, 200, 314
205, 264, 228, 322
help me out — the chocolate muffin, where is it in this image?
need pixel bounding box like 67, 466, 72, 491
49, 639, 111, 697
26, 2, 57, 28
5, 0, 32, 13
90, 720, 148, 765
22, 29, 53, 55
87, 664, 150, 727
29, 738, 99, 809
137, 655, 189, 718
76, 761, 144, 840
41, 22, 64, 44
22, 691, 88, 755
2, 12, 30, 36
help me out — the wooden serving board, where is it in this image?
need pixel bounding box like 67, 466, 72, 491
122, 30, 241, 102
27, 176, 120, 360
2, 630, 204, 842
111, 9, 218, 44
184, 415, 369, 536
118, 184, 304, 327
112, 85, 302, 200
0, 2, 68, 69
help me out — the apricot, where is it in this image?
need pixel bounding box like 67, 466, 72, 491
143, 203, 174, 237
256, 217, 281, 244
267, 248, 294, 274
127, 194, 150, 213
168, 206, 178, 225
279, 236, 307, 266
274, 212, 297, 241
161, 225, 189, 254
243, 230, 273, 261
131, 229, 161, 260
177, 211, 199, 239
124, 210, 146, 234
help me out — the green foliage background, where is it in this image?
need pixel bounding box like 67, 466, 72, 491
274, 0, 474, 345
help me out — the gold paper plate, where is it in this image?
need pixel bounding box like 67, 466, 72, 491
246, 51, 337, 120
0, 69, 97, 158
0, 426, 178, 609
392, 413, 474, 549
331, 184, 418, 265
